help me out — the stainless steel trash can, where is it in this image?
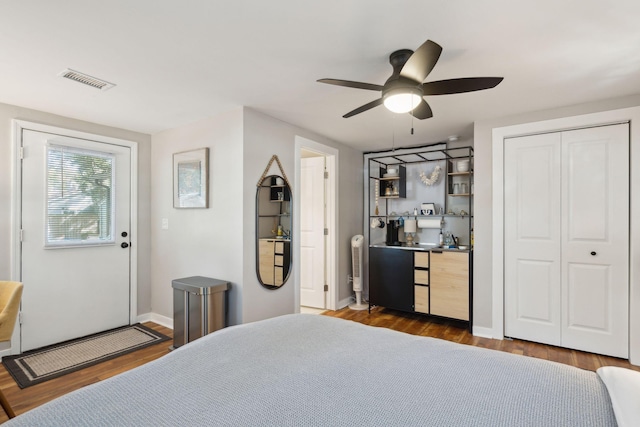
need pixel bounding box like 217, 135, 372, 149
171, 276, 229, 349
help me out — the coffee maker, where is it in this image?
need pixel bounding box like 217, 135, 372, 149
386, 220, 401, 246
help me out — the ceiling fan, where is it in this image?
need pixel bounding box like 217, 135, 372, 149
318, 39, 503, 119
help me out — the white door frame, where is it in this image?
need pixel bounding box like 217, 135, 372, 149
10, 120, 139, 354
294, 136, 338, 311
491, 106, 640, 364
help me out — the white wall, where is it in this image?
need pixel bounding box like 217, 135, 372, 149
242, 108, 363, 322
0, 102, 152, 314
150, 107, 362, 326
0, 101, 361, 335
473, 94, 640, 331
150, 109, 245, 326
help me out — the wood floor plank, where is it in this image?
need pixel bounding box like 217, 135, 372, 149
321, 307, 640, 373
0, 322, 172, 422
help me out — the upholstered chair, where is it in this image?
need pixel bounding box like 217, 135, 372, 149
0, 281, 24, 419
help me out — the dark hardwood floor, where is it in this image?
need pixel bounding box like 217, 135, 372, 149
322, 306, 640, 373
0, 323, 173, 423
1, 310, 637, 422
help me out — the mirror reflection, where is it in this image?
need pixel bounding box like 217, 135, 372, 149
256, 175, 291, 289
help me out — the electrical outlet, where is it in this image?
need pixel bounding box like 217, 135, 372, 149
161, 218, 169, 230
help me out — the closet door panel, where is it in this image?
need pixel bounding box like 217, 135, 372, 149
561, 124, 629, 358
566, 263, 611, 330
504, 133, 562, 346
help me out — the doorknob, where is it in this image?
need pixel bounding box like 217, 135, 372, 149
590, 251, 597, 256
121, 231, 128, 237
121, 242, 129, 248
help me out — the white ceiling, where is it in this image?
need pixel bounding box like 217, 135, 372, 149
1, 0, 639, 151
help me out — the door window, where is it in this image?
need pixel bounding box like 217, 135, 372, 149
45, 144, 115, 247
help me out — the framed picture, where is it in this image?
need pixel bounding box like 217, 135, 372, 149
173, 148, 209, 208
420, 202, 436, 215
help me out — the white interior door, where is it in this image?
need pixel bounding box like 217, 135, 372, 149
504, 123, 629, 358
561, 124, 629, 358
20, 130, 131, 351
300, 156, 326, 308
504, 132, 562, 346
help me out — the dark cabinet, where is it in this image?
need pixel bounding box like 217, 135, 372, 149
369, 247, 414, 312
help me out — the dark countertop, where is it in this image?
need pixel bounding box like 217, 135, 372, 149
369, 242, 471, 252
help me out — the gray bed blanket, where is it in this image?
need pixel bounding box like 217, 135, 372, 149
5, 314, 617, 426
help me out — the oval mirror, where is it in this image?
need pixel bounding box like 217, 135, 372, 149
256, 175, 291, 289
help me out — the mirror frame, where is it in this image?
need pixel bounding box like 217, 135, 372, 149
255, 174, 292, 289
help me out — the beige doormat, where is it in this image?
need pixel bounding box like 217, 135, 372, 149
2, 324, 170, 388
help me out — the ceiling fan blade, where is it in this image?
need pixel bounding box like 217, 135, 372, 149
317, 78, 384, 91
343, 98, 384, 118
409, 99, 433, 120
422, 77, 504, 95
399, 40, 443, 83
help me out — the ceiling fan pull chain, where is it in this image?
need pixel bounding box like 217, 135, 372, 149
391, 114, 396, 152
411, 112, 415, 135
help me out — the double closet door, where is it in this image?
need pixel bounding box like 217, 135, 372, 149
504, 123, 629, 358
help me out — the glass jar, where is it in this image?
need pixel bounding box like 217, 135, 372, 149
444, 231, 452, 246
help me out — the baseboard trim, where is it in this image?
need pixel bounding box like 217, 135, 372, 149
337, 296, 354, 310
137, 312, 173, 329
472, 325, 496, 339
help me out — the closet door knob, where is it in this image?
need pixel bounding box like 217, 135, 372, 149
590, 251, 597, 256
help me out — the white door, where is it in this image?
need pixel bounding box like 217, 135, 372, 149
300, 156, 326, 308
504, 123, 629, 358
561, 125, 629, 357
504, 132, 563, 346
20, 130, 131, 351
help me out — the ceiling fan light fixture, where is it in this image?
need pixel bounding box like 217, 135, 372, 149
383, 88, 422, 113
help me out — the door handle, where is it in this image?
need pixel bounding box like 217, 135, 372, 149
590, 251, 596, 256
121, 242, 129, 248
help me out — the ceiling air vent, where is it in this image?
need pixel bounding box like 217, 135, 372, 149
57, 68, 116, 91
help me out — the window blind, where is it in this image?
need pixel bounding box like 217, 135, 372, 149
46, 144, 115, 247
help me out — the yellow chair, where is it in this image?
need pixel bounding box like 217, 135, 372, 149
0, 281, 23, 419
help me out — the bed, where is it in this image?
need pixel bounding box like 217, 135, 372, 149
4, 314, 635, 426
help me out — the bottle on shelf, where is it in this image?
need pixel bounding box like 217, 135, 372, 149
439, 229, 444, 246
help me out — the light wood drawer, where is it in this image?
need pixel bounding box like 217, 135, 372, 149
430, 251, 469, 321
275, 241, 284, 254
259, 258, 274, 286
274, 267, 284, 286
259, 240, 275, 258
274, 255, 284, 267
430, 282, 469, 321
430, 251, 469, 276
414, 269, 429, 285
414, 252, 429, 268
414, 285, 429, 314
